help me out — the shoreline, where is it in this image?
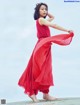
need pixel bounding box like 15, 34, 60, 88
5, 97, 80, 105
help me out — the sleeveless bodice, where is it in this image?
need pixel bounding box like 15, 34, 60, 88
36, 20, 50, 39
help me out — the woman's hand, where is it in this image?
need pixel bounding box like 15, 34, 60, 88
47, 13, 55, 18
47, 13, 55, 22
68, 30, 74, 33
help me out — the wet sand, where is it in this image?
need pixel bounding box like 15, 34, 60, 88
5, 97, 80, 105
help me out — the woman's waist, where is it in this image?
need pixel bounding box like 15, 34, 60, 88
37, 34, 50, 39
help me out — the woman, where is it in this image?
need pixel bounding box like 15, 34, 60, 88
18, 3, 74, 102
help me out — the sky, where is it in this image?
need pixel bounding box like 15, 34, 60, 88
0, 0, 80, 103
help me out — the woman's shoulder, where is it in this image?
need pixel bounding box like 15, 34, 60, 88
37, 17, 45, 26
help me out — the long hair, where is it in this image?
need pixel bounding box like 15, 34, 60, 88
34, 3, 48, 20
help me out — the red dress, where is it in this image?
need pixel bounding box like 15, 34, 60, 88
18, 20, 74, 96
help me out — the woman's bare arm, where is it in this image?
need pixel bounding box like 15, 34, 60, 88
39, 17, 72, 33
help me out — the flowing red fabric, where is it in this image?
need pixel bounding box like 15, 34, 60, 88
18, 20, 74, 96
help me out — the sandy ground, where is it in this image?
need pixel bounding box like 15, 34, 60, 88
4, 97, 80, 105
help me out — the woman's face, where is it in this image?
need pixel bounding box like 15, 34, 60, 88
39, 5, 48, 18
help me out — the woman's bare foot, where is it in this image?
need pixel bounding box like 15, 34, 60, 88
29, 94, 39, 102
43, 93, 57, 101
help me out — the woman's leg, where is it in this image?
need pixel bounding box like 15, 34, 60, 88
39, 85, 57, 101
29, 90, 39, 102
43, 93, 57, 101
29, 94, 38, 102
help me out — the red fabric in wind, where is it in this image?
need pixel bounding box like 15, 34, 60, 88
18, 20, 74, 96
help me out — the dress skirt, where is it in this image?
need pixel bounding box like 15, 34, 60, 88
18, 32, 74, 96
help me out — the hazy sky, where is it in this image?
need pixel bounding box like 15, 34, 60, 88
0, 0, 80, 103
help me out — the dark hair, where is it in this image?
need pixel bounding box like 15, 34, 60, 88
34, 3, 48, 20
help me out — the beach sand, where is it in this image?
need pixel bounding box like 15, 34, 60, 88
5, 97, 80, 105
